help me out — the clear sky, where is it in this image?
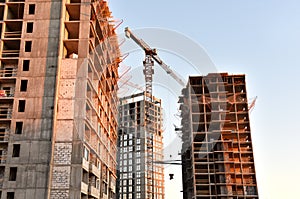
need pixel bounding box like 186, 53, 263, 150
109, 1, 300, 199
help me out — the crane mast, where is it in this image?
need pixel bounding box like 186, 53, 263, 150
124, 27, 185, 101
125, 27, 186, 199
143, 55, 154, 101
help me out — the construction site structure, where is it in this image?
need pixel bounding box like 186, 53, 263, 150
0, 0, 120, 198
180, 73, 259, 198
117, 92, 164, 199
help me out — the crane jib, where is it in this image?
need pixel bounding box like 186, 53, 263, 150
125, 27, 185, 87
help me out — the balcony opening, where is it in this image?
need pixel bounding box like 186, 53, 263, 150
20, 80, 28, 92
65, 4, 80, 21
18, 100, 25, 112
12, 144, 20, 157
4, 21, 22, 38
22, 60, 30, 71
82, 169, 88, 184
2, 40, 21, 58
9, 167, 17, 181
64, 22, 79, 39
15, 122, 23, 134
63, 40, 78, 58
7, 3, 24, 19
28, 4, 35, 15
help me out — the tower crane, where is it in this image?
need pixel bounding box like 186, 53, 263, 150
124, 28, 185, 195
124, 27, 185, 101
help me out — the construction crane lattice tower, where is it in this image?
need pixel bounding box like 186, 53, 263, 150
124, 27, 185, 199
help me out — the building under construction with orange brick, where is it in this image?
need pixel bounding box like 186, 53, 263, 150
0, 0, 120, 198
180, 73, 259, 198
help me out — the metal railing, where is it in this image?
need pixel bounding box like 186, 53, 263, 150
0, 131, 9, 142
4, 31, 22, 38
0, 108, 12, 118
0, 68, 17, 77
1, 50, 20, 58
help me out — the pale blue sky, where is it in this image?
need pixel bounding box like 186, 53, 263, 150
109, 1, 300, 199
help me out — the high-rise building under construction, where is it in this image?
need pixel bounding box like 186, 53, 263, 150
180, 73, 259, 198
0, 0, 120, 198
117, 92, 165, 199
